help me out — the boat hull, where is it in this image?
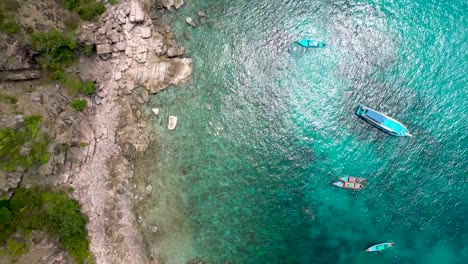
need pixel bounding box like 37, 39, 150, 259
296, 39, 325, 48
332, 180, 364, 190
356, 105, 411, 137
366, 242, 394, 252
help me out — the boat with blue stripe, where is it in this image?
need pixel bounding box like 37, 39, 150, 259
356, 105, 412, 137
294, 39, 325, 48
366, 242, 395, 252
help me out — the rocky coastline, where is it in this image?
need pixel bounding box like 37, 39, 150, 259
1, 0, 193, 263
61, 1, 193, 263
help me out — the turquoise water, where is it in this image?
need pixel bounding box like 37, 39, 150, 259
140, 0, 467, 263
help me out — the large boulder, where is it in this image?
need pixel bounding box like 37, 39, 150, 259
129, 0, 145, 23
127, 58, 192, 93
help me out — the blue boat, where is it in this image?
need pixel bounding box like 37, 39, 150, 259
366, 242, 395, 252
295, 39, 325, 48
356, 105, 412, 137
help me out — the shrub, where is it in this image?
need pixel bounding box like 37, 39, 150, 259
3, 188, 90, 262
0, 16, 20, 34
23, 115, 42, 139
0, 93, 17, 104
80, 81, 95, 95
0, 0, 20, 12
109, 0, 118, 5
81, 45, 94, 57
64, 13, 80, 31
75, 2, 106, 21
60, 73, 95, 96
0, 115, 49, 172
71, 99, 87, 112
60, 0, 106, 21
61, 0, 80, 10
0, 206, 17, 242
31, 29, 77, 77
6, 239, 26, 257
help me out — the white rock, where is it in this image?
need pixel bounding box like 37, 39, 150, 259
129, 0, 145, 23
136, 45, 147, 54
151, 108, 159, 115
167, 116, 178, 130
185, 17, 197, 27
125, 46, 133, 57
115, 41, 126, 51
96, 44, 112, 54
139, 27, 152, 39
174, 0, 184, 9
97, 89, 108, 98
151, 226, 158, 233
145, 184, 153, 193
114, 71, 122, 80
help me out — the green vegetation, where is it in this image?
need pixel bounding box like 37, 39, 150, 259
80, 80, 95, 95
81, 45, 94, 57
61, 0, 106, 21
71, 99, 87, 112
76, 3, 106, 21
0, 15, 20, 34
0, 0, 21, 35
0, 188, 90, 262
31, 29, 78, 79
60, 73, 96, 96
0, 92, 18, 104
79, 142, 89, 147
64, 13, 81, 31
30, 29, 96, 95
0, 0, 20, 12
0, 115, 50, 172
6, 239, 26, 257
109, 0, 118, 5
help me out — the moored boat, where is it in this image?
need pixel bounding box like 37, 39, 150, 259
356, 105, 412, 137
332, 176, 365, 190
295, 39, 325, 48
366, 242, 395, 252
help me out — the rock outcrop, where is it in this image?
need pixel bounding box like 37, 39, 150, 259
0, 0, 192, 262
68, 1, 192, 263
159, 0, 185, 10
0, 39, 40, 81
130, 0, 145, 23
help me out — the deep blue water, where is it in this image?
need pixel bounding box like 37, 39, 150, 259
139, 0, 467, 263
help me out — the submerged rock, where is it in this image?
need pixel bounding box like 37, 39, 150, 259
145, 184, 153, 194
151, 108, 160, 115
167, 116, 177, 130
198, 10, 206, 17
186, 17, 197, 27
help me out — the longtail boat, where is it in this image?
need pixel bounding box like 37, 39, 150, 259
356, 105, 412, 137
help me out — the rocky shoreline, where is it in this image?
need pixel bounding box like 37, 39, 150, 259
71, 1, 192, 263
1, 0, 193, 263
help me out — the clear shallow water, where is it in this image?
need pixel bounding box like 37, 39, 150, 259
138, 0, 467, 263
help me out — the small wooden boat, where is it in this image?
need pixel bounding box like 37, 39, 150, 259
332, 176, 365, 190
366, 242, 395, 252
356, 105, 412, 137
295, 39, 325, 48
